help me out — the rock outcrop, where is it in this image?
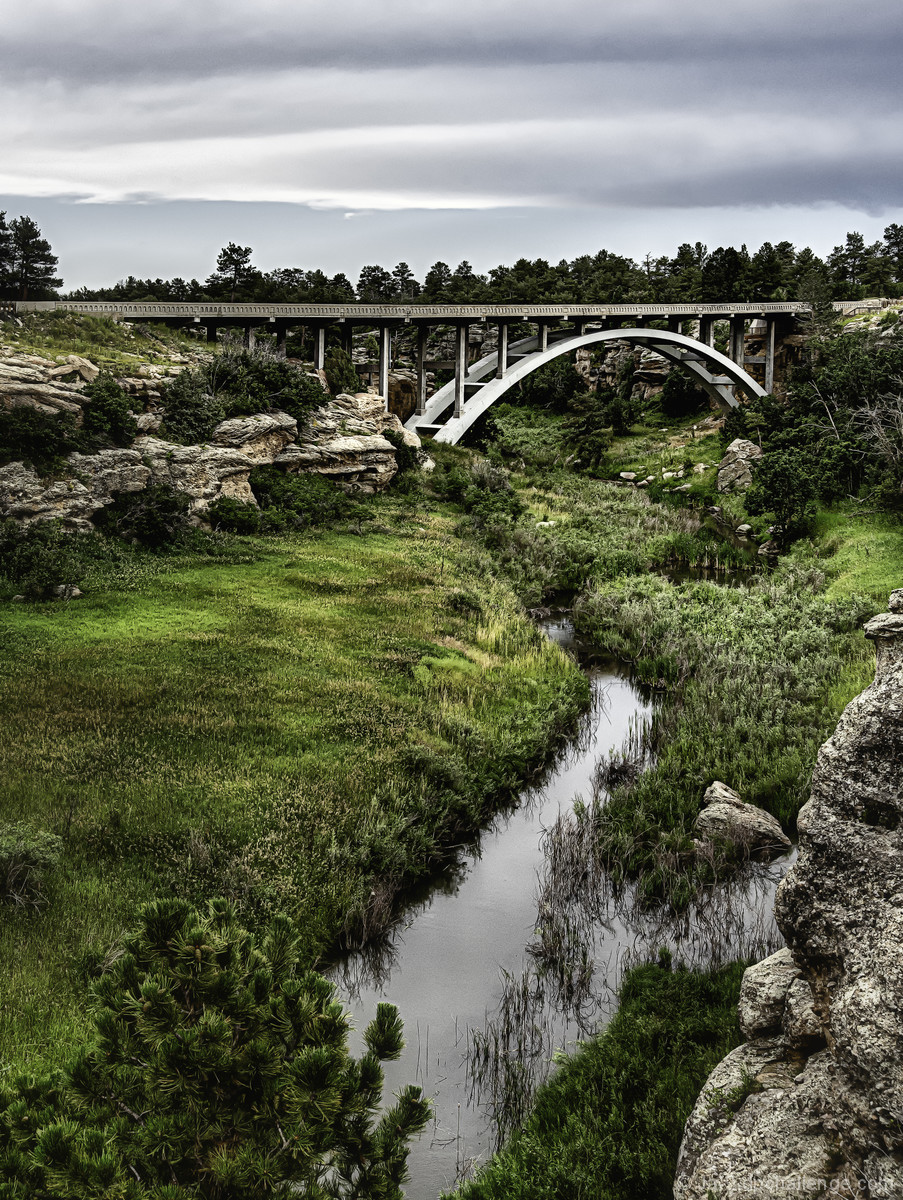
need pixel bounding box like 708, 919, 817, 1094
717, 438, 763, 493
276, 392, 420, 495
675, 594, 903, 1200
0, 343, 422, 525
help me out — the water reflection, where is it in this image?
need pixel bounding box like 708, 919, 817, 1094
330, 620, 792, 1199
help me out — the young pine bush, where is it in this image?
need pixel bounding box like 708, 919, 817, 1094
0, 899, 429, 1198
0, 822, 63, 908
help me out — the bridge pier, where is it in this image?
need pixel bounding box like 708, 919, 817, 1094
378, 325, 392, 406
699, 316, 715, 347
416, 325, 429, 414
729, 315, 746, 365
496, 322, 509, 378
454, 324, 468, 417
764, 317, 776, 393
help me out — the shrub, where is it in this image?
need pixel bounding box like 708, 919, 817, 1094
0, 518, 85, 598
209, 350, 326, 423
382, 427, 420, 477
79, 373, 137, 448
745, 449, 817, 543
660, 366, 709, 420
563, 390, 614, 466
160, 368, 225, 444
205, 495, 263, 534
0, 822, 62, 908
0, 899, 429, 1198
250, 465, 366, 528
0, 406, 81, 472
92, 483, 192, 547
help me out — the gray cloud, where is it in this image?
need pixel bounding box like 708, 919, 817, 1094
2, 0, 902, 285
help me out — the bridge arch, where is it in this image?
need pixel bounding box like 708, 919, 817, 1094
405, 327, 766, 445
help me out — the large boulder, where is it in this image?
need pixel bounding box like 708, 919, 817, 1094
676, 596, 903, 1198
717, 437, 763, 493
133, 437, 258, 514
211, 411, 298, 462
277, 393, 421, 494
693, 780, 791, 856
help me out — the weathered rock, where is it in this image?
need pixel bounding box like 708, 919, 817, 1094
694, 781, 791, 855
717, 437, 763, 493
211, 411, 298, 462
738, 948, 800, 1038
619, 471, 637, 481
274, 393, 421, 494
388, 372, 417, 422
0, 451, 150, 531
133, 437, 257, 514
676, 598, 903, 1198
45, 355, 99, 383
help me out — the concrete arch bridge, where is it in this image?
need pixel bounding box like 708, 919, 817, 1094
407, 325, 768, 445
14, 301, 809, 444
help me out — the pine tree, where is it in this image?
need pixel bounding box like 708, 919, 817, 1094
0, 212, 12, 297
7, 216, 61, 301
0, 900, 429, 1198
206, 244, 256, 302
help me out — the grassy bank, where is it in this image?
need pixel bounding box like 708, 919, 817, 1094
0, 508, 586, 1075
449, 957, 748, 1200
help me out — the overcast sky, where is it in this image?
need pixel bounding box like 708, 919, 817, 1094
3, 0, 902, 289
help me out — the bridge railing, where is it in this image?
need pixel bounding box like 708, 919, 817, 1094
15, 300, 813, 320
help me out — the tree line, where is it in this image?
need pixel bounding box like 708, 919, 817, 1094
64, 228, 903, 307
6, 221, 903, 307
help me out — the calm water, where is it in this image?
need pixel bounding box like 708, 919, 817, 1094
331, 619, 792, 1198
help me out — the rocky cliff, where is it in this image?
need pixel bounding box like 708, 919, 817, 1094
675, 593, 903, 1200
0, 350, 421, 531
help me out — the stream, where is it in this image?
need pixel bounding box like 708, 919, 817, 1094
331, 618, 794, 1199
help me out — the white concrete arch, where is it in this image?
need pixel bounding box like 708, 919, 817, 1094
405, 327, 766, 445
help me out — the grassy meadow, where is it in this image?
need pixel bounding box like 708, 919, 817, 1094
0, 510, 586, 1075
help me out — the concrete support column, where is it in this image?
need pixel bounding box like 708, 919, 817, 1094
699, 316, 715, 347
275, 323, 288, 358
729, 316, 746, 365
416, 325, 429, 414
454, 324, 468, 418
537, 322, 548, 353
496, 322, 509, 378
667, 315, 682, 334
378, 325, 392, 407
573, 320, 587, 337
243, 326, 257, 351
313, 326, 327, 372
205, 324, 218, 344
341, 322, 353, 357
765, 317, 777, 393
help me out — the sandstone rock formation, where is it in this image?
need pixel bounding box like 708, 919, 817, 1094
717, 438, 763, 493
0, 343, 422, 527
277, 392, 420, 495
693, 780, 791, 857
675, 594, 903, 1200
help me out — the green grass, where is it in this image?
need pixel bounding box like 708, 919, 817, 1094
0, 516, 586, 1076
807, 505, 903, 603
571, 563, 875, 903
3, 311, 200, 367
448, 958, 747, 1200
